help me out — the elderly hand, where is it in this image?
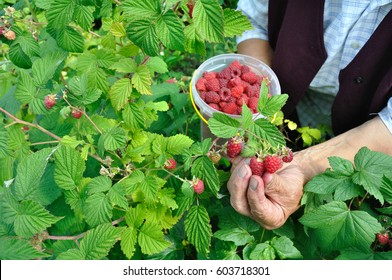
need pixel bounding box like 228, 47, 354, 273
227, 157, 305, 230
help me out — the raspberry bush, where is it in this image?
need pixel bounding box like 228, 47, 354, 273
1, 0, 391, 261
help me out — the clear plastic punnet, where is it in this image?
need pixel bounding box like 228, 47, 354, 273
190, 53, 281, 123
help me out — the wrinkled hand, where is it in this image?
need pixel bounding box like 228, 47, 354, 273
227, 157, 305, 230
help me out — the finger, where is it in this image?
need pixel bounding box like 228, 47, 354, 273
247, 176, 286, 229
227, 161, 252, 217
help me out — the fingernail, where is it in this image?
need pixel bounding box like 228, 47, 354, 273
238, 164, 249, 178
249, 177, 258, 191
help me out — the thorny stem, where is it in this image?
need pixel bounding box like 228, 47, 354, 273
0, 107, 61, 141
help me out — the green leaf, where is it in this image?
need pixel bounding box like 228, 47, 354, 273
51, 26, 85, 53
249, 118, 286, 148
13, 148, 53, 201
83, 193, 112, 227
73, 4, 95, 31
218, 207, 260, 233
46, 0, 76, 28
132, 65, 152, 95
54, 146, 86, 190
108, 183, 128, 210
15, 70, 36, 104
1, 188, 21, 224
352, 147, 392, 204
123, 103, 146, 129
110, 58, 137, 73
329, 156, 355, 176
0, 124, 9, 158
122, 0, 161, 20
223, 8, 253, 37
241, 104, 254, 130
99, 127, 127, 151
0, 238, 49, 260
120, 226, 138, 259
299, 201, 382, 251
258, 94, 288, 117
184, 205, 212, 254
110, 22, 127, 37
32, 52, 67, 86
146, 57, 168, 74
126, 19, 159, 57
138, 222, 171, 255
79, 223, 123, 260
208, 112, 241, 138
9, 36, 39, 69
68, 73, 102, 106
191, 156, 220, 196
14, 200, 62, 237
109, 78, 133, 111
138, 176, 165, 203
184, 24, 206, 56
156, 10, 184, 51
271, 236, 302, 259
249, 243, 276, 260
193, 0, 224, 43
381, 176, 392, 204
166, 134, 194, 155
214, 227, 255, 246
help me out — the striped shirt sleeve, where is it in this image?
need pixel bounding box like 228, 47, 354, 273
379, 97, 392, 134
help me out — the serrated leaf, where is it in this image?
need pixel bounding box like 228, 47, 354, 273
1, 188, 20, 224
156, 10, 184, 51
122, 0, 161, 20
54, 146, 86, 190
15, 70, 36, 103
132, 65, 152, 95
184, 24, 206, 56
249, 118, 286, 147
191, 156, 220, 196
60, 136, 84, 149
352, 147, 392, 204
258, 94, 288, 117
328, 156, 355, 176
223, 8, 253, 37
208, 112, 241, 138
120, 226, 138, 259
193, 0, 224, 43
110, 22, 127, 37
110, 58, 137, 73
241, 104, 253, 130
271, 236, 302, 259
46, 0, 76, 28
299, 201, 382, 251
138, 222, 171, 255
52, 26, 85, 53
126, 19, 159, 57
146, 57, 168, 74
214, 227, 255, 246
381, 176, 392, 204
99, 127, 127, 151
123, 103, 145, 130
249, 243, 276, 260
14, 200, 62, 237
73, 4, 95, 31
0, 124, 9, 158
108, 183, 128, 210
78, 223, 123, 260
68, 74, 102, 106
109, 78, 133, 111
138, 176, 165, 203
13, 148, 53, 201
0, 238, 49, 260
83, 193, 112, 227
184, 205, 212, 254
166, 134, 194, 155
32, 52, 67, 87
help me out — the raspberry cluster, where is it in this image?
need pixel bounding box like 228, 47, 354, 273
195, 60, 271, 115
224, 136, 293, 176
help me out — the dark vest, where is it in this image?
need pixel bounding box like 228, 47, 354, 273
268, 0, 392, 135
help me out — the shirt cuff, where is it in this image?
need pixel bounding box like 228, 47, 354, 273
378, 98, 392, 134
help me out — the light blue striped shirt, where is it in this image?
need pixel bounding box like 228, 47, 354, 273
236, 0, 392, 133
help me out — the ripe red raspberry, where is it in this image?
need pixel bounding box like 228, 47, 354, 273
376, 232, 389, 245
229, 60, 242, 70
71, 109, 83, 119
236, 95, 249, 107
204, 91, 220, 104
230, 85, 244, 98
248, 97, 259, 112
241, 72, 259, 84
192, 178, 205, 194
222, 102, 238, 115
44, 94, 56, 109
250, 157, 265, 176
230, 67, 242, 78
264, 155, 283, 173
219, 87, 231, 101
205, 78, 220, 92
226, 137, 243, 158
164, 158, 177, 170
203, 71, 217, 80
220, 68, 232, 79
228, 77, 242, 88
196, 78, 207, 92
281, 147, 294, 163
218, 78, 229, 88
208, 103, 220, 110
241, 65, 251, 74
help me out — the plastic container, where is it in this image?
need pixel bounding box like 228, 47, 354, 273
190, 53, 281, 122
